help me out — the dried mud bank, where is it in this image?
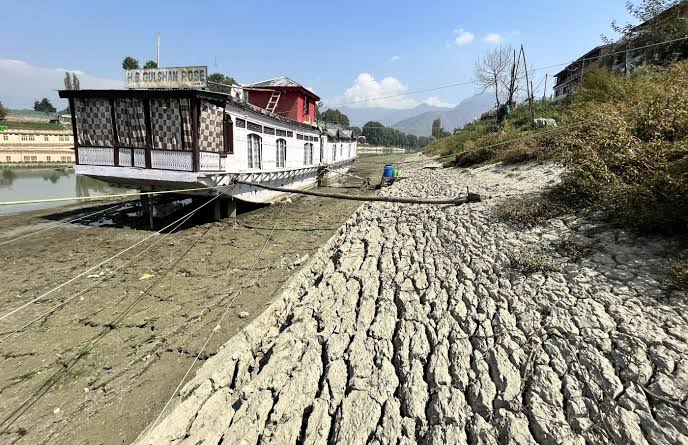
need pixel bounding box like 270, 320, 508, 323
139, 157, 688, 445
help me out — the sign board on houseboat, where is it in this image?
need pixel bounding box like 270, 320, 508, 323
124, 66, 208, 89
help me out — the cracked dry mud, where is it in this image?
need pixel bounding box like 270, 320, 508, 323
139, 157, 688, 445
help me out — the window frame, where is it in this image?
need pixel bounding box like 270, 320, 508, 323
247, 133, 263, 169
276, 138, 287, 168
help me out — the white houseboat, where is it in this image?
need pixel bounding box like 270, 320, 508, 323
58, 69, 357, 210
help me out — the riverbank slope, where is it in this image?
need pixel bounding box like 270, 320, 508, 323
140, 157, 687, 444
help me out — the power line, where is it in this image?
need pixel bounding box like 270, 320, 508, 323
141, 200, 289, 443
314, 35, 688, 109
0, 188, 231, 323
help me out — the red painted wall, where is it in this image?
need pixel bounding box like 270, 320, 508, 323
247, 88, 316, 123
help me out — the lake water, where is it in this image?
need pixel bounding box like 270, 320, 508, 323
0, 168, 130, 215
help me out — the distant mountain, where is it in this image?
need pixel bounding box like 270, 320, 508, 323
336, 103, 452, 128
392, 93, 495, 137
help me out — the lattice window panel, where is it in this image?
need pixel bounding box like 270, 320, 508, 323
236, 118, 246, 128
304, 143, 313, 165
151, 149, 193, 171
118, 148, 133, 166
78, 147, 114, 165
74, 98, 114, 147
150, 98, 182, 150
114, 98, 146, 147
200, 151, 221, 171
200, 101, 224, 153
263, 126, 275, 135
296, 134, 304, 140
247, 121, 262, 133
276, 129, 287, 137
134, 148, 146, 167
286, 131, 294, 138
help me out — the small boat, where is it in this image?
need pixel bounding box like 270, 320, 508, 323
58, 69, 357, 208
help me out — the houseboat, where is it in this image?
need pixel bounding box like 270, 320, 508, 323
58, 68, 357, 209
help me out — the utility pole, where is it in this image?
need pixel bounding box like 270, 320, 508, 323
542, 74, 548, 101
520, 45, 535, 127
156, 32, 160, 67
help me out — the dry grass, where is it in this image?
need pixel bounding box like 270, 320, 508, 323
494, 196, 568, 226
666, 258, 688, 292
553, 236, 590, 261
507, 247, 560, 274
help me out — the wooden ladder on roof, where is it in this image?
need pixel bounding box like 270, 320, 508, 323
266, 90, 281, 113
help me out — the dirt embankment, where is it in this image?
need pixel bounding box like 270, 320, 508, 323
141, 159, 687, 445
0, 153, 408, 444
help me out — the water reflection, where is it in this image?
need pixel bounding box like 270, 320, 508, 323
0, 168, 131, 215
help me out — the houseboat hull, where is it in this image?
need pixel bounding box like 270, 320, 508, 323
76, 157, 355, 204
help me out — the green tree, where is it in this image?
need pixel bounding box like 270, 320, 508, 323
349, 126, 362, 137
34, 98, 56, 114
0, 100, 6, 121
122, 56, 139, 70
607, 0, 688, 66
319, 108, 350, 127
207, 73, 237, 93
143, 60, 158, 69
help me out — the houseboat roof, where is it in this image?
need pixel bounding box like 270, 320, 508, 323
58, 88, 321, 132
244, 76, 320, 100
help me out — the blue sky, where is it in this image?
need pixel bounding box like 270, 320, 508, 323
0, 0, 633, 109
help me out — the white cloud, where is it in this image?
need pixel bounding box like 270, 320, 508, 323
335, 73, 420, 109
389, 55, 401, 63
423, 96, 456, 108
0, 59, 122, 108
483, 33, 503, 44
454, 28, 475, 46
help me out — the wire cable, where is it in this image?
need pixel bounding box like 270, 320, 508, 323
0, 201, 126, 247
0, 188, 231, 323
0, 185, 225, 207
0, 201, 204, 344
141, 201, 288, 443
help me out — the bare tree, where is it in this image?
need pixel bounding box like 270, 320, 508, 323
63, 72, 80, 90
473, 46, 512, 107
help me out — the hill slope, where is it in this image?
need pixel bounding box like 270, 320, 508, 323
393, 93, 495, 136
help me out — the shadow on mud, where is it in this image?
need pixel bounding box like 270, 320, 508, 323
43, 195, 265, 232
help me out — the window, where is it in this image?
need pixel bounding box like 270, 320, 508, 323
44, 135, 49, 141
286, 131, 293, 138
236, 118, 246, 128
247, 133, 262, 169
303, 97, 310, 117
276, 138, 286, 168
348, 143, 351, 157
28, 135, 35, 141
340, 144, 343, 157
263, 126, 275, 135
223, 114, 234, 154
276, 129, 287, 137
304, 142, 313, 165
5, 156, 10, 162
247, 121, 262, 133
2, 135, 8, 141
332, 143, 337, 161
46, 155, 51, 162
21, 135, 28, 141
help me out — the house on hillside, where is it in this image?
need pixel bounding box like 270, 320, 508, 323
553, 0, 688, 101
243, 77, 319, 124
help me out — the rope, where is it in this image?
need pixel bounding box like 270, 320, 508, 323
0, 202, 202, 344
234, 180, 480, 205
141, 201, 289, 443
0, 202, 126, 247
0, 185, 224, 207
0, 188, 230, 323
